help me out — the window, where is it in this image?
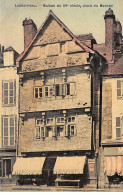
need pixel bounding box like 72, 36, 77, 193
117, 80, 123, 99
67, 116, 76, 123
56, 126, 64, 136
46, 118, 54, 125
2, 80, 16, 106
66, 83, 75, 96
45, 86, 53, 97
69, 125, 76, 136
116, 117, 122, 139
2, 115, 16, 147
46, 126, 53, 137
57, 117, 65, 124
35, 119, 45, 139
35, 87, 42, 98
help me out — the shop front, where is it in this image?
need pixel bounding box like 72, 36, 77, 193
103, 145, 123, 189
12, 153, 97, 188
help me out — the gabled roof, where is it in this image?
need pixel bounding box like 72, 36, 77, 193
4, 46, 16, 52
17, 10, 95, 66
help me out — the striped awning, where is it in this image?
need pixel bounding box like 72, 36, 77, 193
104, 156, 123, 176
12, 157, 45, 175
54, 156, 86, 174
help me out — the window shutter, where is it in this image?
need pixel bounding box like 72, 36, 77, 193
70, 83, 75, 96
59, 84, 62, 96
116, 117, 121, 138
36, 127, 40, 138
1, 116, 3, 146
117, 80, 121, 98
70, 125, 76, 136
122, 81, 123, 97
52, 85, 56, 96
52, 126, 56, 137
14, 80, 16, 105
2, 81, 4, 105
64, 125, 68, 137
62, 84, 66, 96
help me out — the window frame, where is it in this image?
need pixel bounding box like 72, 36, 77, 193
2, 80, 16, 106
34, 87, 43, 98
117, 80, 123, 99
116, 117, 122, 139
2, 115, 16, 147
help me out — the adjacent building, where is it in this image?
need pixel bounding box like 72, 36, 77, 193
12, 10, 104, 188
94, 9, 123, 189
0, 45, 19, 184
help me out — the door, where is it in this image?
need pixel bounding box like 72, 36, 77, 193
3, 159, 11, 178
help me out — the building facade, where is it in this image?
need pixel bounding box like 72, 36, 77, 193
0, 46, 19, 184
94, 9, 123, 189
12, 11, 103, 188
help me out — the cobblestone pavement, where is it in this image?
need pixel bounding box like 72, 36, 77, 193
0, 184, 123, 192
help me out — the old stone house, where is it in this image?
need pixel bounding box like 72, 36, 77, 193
12, 10, 104, 188
94, 9, 123, 189
0, 46, 19, 184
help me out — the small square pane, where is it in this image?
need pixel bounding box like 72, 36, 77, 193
4, 97, 8, 104
4, 90, 8, 97
9, 97, 14, 104
9, 82, 13, 89
4, 83, 8, 89
4, 127, 8, 136
10, 127, 14, 136
4, 118, 8, 127
10, 118, 14, 126
10, 137, 14, 146
4, 137, 8, 146
10, 89, 13, 96
116, 117, 120, 127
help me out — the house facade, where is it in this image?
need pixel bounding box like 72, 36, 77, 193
13, 11, 103, 187
0, 46, 19, 184
94, 9, 123, 189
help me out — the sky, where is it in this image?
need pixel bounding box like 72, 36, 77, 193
0, 0, 123, 54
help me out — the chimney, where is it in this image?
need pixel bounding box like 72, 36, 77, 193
104, 8, 115, 63
23, 19, 37, 49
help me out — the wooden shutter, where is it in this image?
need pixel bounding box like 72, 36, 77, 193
117, 80, 121, 98
2, 81, 4, 105
1, 116, 3, 146
14, 80, 16, 105
70, 83, 75, 96
62, 84, 66, 96
52, 85, 56, 96
70, 125, 76, 136
36, 127, 40, 138
116, 117, 121, 138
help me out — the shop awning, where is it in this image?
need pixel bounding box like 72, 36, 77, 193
105, 156, 123, 176
54, 156, 86, 174
12, 157, 45, 175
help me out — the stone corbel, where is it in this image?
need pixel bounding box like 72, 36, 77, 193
20, 113, 26, 125
42, 112, 45, 125
19, 74, 24, 86
62, 69, 66, 82
40, 72, 45, 85
63, 110, 67, 122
